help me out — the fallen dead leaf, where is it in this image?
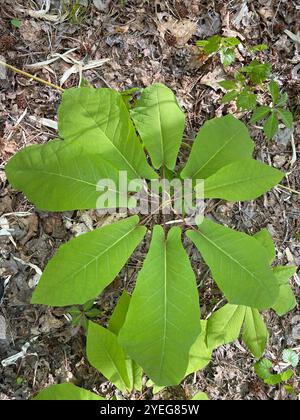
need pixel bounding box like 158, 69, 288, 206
93, 0, 111, 12
20, 214, 39, 245
157, 18, 197, 47
200, 67, 226, 91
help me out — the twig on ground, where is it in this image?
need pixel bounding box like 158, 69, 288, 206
277, 184, 300, 195
290, 133, 297, 166
0, 60, 65, 92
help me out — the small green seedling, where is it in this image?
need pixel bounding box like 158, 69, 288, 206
61, 0, 87, 23
68, 300, 101, 330
251, 80, 293, 140
195, 35, 294, 141
220, 63, 293, 140
254, 349, 299, 387
16, 377, 25, 386
220, 60, 272, 111
249, 44, 268, 53
11, 18, 21, 28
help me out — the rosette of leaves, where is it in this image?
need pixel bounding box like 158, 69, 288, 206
6, 83, 292, 391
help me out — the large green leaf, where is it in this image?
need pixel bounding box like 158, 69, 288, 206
33, 383, 103, 400
186, 320, 212, 376
58, 87, 157, 179
203, 159, 283, 201
254, 228, 276, 264
32, 216, 146, 306
242, 308, 268, 359
5, 139, 129, 212
187, 218, 279, 310
108, 291, 131, 335
131, 83, 185, 170
87, 321, 131, 392
272, 266, 297, 316
108, 291, 143, 392
181, 115, 254, 180
206, 304, 246, 349
119, 226, 201, 386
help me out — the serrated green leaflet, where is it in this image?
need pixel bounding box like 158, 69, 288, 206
236, 91, 257, 110
33, 383, 104, 400
269, 81, 279, 104
203, 159, 284, 201
201, 35, 221, 54
240, 61, 272, 84
87, 321, 131, 392
187, 218, 279, 310
58, 88, 157, 179
250, 106, 271, 124
219, 80, 238, 90
276, 93, 288, 107
220, 48, 235, 67
32, 216, 146, 306
264, 112, 279, 140
119, 226, 201, 386
131, 83, 185, 171
181, 115, 254, 180
206, 304, 246, 349
221, 91, 239, 104
242, 308, 268, 359
277, 108, 293, 129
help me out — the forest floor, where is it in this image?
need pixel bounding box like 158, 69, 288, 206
0, 0, 300, 400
